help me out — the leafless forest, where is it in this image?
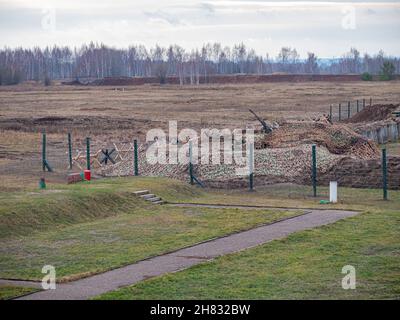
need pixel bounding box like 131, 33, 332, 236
1, 43, 399, 84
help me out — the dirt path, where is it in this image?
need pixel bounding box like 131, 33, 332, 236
170, 203, 313, 210
14, 209, 358, 300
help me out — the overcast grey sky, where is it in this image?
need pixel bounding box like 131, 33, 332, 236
0, 0, 399, 57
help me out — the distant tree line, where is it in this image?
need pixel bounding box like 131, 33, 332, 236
0, 43, 398, 85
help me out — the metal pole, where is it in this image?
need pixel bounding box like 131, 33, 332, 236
249, 143, 254, 191
347, 101, 351, 119
329, 105, 332, 122
86, 137, 90, 171
338, 103, 341, 121
382, 148, 388, 200
370, 97, 372, 106
189, 140, 194, 185
363, 98, 365, 109
133, 139, 139, 176
312, 144, 317, 197
68, 133, 72, 170
356, 100, 359, 113
42, 132, 46, 171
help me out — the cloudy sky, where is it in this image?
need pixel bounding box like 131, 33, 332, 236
0, 0, 399, 58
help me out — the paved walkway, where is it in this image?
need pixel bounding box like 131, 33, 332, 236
14, 209, 357, 300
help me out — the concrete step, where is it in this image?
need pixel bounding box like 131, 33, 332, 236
141, 194, 155, 200
147, 197, 161, 202
134, 189, 164, 205
152, 200, 165, 205
133, 190, 149, 196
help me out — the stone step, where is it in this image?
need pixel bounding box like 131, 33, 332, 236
147, 197, 161, 202
133, 190, 149, 196
141, 194, 155, 199
134, 190, 164, 205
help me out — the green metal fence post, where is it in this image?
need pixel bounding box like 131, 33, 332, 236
382, 148, 388, 200
338, 103, 341, 121
68, 133, 72, 170
356, 100, 359, 113
41, 131, 53, 172
86, 137, 90, 171
312, 144, 317, 197
134, 139, 139, 176
249, 143, 254, 191
363, 98, 365, 109
329, 105, 332, 122
42, 132, 46, 171
189, 141, 194, 185
347, 101, 351, 119
370, 97, 372, 106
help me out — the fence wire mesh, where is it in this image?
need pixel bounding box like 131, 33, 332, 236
1, 121, 398, 199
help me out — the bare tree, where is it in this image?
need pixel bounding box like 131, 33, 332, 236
305, 52, 319, 74
0, 43, 398, 83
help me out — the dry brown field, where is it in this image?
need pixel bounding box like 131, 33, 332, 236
0, 80, 399, 190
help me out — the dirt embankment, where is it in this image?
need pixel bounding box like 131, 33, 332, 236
67, 74, 364, 86
347, 104, 400, 123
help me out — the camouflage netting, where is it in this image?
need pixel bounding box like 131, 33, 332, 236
100, 143, 344, 183
256, 120, 380, 159
100, 119, 379, 187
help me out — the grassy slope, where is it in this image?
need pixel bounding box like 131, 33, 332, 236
0, 285, 39, 300
97, 209, 400, 300
179, 184, 400, 212
0, 177, 298, 281
0, 177, 200, 238
94, 183, 400, 300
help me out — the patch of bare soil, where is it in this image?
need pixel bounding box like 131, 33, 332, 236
347, 104, 400, 123
0, 116, 162, 137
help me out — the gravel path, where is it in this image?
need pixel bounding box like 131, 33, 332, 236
15, 209, 358, 300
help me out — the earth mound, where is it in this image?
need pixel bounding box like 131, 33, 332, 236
347, 104, 399, 123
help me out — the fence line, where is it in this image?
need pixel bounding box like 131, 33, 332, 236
329, 97, 372, 122
37, 126, 398, 200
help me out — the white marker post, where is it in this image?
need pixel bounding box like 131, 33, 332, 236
330, 181, 338, 203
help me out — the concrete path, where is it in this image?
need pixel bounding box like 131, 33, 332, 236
16, 209, 358, 300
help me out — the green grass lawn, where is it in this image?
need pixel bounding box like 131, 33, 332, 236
0, 177, 201, 238
175, 183, 400, 213
0, 177, 298, 281
0, 285, 39, 300
96, 209, 400, 300
1, 176, 399, 299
